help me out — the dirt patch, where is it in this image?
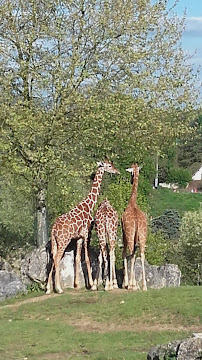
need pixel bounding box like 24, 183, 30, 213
66, 315, 202, 334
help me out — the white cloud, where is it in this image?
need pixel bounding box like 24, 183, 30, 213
185, 17, 202, 37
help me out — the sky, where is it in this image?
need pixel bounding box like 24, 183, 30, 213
174, 0, 202, 87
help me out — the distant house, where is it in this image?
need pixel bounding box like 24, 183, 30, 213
192, 166, 202, 181
186, 165, 202, 193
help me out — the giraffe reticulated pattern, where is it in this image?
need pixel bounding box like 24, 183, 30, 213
46, 158, 120, 294
92, 199, 119, 291
121, 163, 148, 291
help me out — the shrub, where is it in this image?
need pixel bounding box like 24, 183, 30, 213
167, 167, 192, 188
171, 208, 202, 285
145, 230, 169, 266
150, 209, 181, 239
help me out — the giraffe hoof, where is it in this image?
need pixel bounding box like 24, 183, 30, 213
56, 288, 64, 294
113, 284, 118, 289
91, 285, 97, 291
46, 289, 51, 295
142, 286, 147, 291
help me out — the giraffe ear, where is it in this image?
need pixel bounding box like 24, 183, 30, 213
126, 168, 134, 173
97, 161, 103, 167
139, 165, 143, 170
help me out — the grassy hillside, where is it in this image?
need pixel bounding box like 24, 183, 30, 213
148, 188, 202, 217
0, 287, 201, 360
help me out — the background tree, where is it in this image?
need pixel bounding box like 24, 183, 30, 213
0, 0, 199, 248
167, 208, 202, 285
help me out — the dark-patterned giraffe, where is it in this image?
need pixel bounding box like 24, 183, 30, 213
92, 199, 119, 291
46, 158, 120, 294
121, 163, 147, 291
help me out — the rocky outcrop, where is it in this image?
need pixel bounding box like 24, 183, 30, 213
0, 270, 26, 302
119, 257, 181, 289
147, 333, 202, 360
21, 245, 181, 290
21, 242, 101, 289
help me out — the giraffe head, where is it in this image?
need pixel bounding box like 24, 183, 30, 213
97, 157, 120, 174
126, 163, 142, 183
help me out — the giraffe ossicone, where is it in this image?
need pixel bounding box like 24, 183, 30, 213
92, 198, 119, 291
46, 158, 120, 294
121, 163, 147, 291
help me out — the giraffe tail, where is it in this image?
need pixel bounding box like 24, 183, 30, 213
51, 227, 58, 258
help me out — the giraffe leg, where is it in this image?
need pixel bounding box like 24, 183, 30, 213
46, 232, 58, 294
74, 239, 83, 289
123, 249, 129, 289
46, 262, 54, 295
131, 253, 139, 291
54, 250, 65, 294
112, 248, 118, 289
83, 238, 93, 289
107, 249, 113, 291
129, 253, 135, 289
102, 245, 109, 290
140, 251, 147, 291
92, 250, 102, 290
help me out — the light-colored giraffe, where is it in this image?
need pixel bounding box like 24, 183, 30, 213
46, 158, 120, 294
92, 199, 119, 291
121, 163, 147, 291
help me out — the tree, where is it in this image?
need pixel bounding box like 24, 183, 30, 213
169, 209, 202, 285
0, 0, 199, 247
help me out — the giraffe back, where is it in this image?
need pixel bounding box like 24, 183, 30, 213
95, 199, 118, 241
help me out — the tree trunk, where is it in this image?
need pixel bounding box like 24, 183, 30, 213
154, 153, 159, 188
35, 189, 49, 248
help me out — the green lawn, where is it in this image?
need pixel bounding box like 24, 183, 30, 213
0, 286, 201, 360
148, 188, 202, 217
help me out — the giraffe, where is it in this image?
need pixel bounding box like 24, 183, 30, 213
46, 158, 120, 294
92, 199, 119, 291
121, 163, 147, 291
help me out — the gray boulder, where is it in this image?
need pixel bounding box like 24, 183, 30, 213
147, 334, 202, 360
178, 335, 202, 360
21, 245, 181, 290
0, 270, 26, 302
124, 257, 181, 289
21, 242, 101, 289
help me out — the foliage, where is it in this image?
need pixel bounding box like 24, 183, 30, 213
167, 167, 192, 188
170, 209, 202, 285
0, 0, 200, 247
178, 113, 202, 173
151, 209, 181, 240
145, 230, 169, 266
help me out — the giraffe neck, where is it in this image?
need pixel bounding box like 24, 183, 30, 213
129, 172, 139, 206
86, 167, 104, 211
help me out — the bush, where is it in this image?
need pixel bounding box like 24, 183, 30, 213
150, 209, 181, 239
167, 167, 191, 188
145, 230, 169, 266
170, 209, 202, 285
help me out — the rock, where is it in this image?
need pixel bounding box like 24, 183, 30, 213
21, 244, 50, 286
178, 337, 202, 360
0, 256, 12, 272
21, 242, 101, 289
147, 335, 202, 360
125, 257, 181, 289
147, 340, 181, 360
0, 270, 26, 302
21, 246, 181, 290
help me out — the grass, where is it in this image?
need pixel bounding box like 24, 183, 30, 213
0, 286, 201, 360
148, 188, 202, 217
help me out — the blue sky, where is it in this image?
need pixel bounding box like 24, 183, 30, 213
174, 0, 202, 86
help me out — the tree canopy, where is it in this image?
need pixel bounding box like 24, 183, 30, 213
0, 0, 200, 246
